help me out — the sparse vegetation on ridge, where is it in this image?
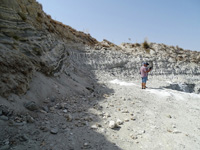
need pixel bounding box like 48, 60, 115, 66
142, 40, 150, 49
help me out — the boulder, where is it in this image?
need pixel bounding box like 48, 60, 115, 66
24, 101, 38, 111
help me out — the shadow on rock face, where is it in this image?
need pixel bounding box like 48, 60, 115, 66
165, 83, 195, 93
0, 0, 121, 148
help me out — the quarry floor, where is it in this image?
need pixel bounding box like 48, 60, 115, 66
1, 74, 200, 150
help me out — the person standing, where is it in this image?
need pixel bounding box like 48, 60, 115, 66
140, 62, 151, 89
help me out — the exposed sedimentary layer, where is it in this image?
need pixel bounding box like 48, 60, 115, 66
0, 0, 200, 149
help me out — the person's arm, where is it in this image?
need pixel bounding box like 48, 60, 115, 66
143, 68, 151, 73
147, 68, 151, 72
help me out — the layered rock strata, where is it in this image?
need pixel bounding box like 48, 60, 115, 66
0, 0, 200, 98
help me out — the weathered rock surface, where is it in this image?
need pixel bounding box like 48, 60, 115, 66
24, 101, 38, 111
1, 0, 200, 98
0, 0, 200, 150
0, 0, 98, 98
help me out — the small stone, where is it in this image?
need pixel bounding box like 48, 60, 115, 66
167, 129, 172, 133
14, 116, 23, 123
109, 121, 118, 129
83, 142, 91, 148
55, 104, 62, 109
91, 123, 101, 129
42, 106, 49, 112
49, 107, 55, 111
100, 128, 106, 133
45, 121, 50, 124
40, 110, 47, 114
130, 134, 138, 140
65, 114, 73, 122
4, 139, 9, 145
104, 113, 111, 118
103, 94, 108, 98
26, 115, 35, 123
173, 130, 181, 134
137, 130, 145, 135
84, 142, 89, 146
60, 103, 67, 109
116, 119, 123, 125
0, 116, 8, 121
0, 145, 10, 150
63, 109, 67, 113
50, 128, 58, 134
130, 117, 136, 121
40, 126, 49, 132
43, 99, 49, 103
0, 106, 9, 116
62, 124, 67, 129
14, 122, 25, 126
167, 115, 172, 118
91, 124, 98, 129
122, 110, 129, 113
96, 123, 102, 127
50, 98, 55, 102
24, 101, 38, 111
124, 118, 129, 122
19, 134, 29, 142
8, 120, 25, 126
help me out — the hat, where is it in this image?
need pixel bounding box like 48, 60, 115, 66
143, 62, 149, 65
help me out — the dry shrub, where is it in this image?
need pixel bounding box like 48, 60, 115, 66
135, 43, 141, 47
142, 41, 150, 49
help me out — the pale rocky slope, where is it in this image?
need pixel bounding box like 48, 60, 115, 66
0, 0, 200, 150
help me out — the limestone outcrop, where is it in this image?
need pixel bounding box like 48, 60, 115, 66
1, 1, 200, 149
0, 0, 200, 98
0, 0, 98, 97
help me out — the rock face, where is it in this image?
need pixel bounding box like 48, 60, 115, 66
0, 0, 200, 98
91, 43, 200, 76
0, 1, 199, 97
0, 0, 98, 98
0, 1, 200, 150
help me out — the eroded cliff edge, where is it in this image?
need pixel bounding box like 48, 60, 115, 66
0, 0, 99, 98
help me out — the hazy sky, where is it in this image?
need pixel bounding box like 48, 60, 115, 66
37, 0, 200, 51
